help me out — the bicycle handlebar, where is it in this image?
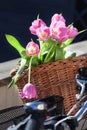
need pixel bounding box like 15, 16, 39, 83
7, 99, 87, 130
7, 84, 87, 130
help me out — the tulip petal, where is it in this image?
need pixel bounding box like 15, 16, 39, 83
21, 83, 38, 99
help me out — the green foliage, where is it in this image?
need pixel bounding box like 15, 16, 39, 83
5, 34, 77, 88
5, 34, 26, 58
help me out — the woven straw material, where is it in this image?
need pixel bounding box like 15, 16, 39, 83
11, 55, 87, 115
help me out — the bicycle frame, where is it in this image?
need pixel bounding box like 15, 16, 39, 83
54, 96, 87, 130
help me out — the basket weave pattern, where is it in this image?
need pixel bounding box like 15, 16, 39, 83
11, 55, 87, 114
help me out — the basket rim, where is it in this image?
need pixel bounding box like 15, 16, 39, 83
10, 55, 87, 80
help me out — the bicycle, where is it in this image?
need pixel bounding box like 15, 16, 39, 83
6, 96, 87, 130
5, 68, 87, 129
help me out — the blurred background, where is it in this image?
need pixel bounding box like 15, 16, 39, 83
0, 0, 87, 62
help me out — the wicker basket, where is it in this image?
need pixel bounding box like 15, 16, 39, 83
11, 55, 87, 115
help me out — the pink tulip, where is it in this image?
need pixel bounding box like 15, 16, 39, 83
57, 27, 69, 42
26, 41, 40, 56
50, 20, 66, 33
36, 26, 50, 41
51, 13, 66, 23
68, 25, 78, 38
21, 83, 38, 99
29, 19, 46, 35
50, 21, 69, 42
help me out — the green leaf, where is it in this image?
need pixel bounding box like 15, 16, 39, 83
60, 38, 74, 48
55, 46, 66, 60
78, 29, 87, 35
65, 52, 76, 59
37, 14, 39, 19
40, 38, 57, 54
38, 49, 49, 62
8, 79, 15, 88
39, 38, 58, 63
31, 56, 40, 66
5, 34, 25, 57
44, 44, 56, 63
8, 58, 26, 88
20, 50, 31, 60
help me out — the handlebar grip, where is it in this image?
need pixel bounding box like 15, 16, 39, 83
25, 114, 45, 130
25, 118, 40, 130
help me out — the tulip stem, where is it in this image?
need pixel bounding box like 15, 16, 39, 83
28, 57, 33, 83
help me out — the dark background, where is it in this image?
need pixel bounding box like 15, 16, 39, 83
0, 0, 87, 62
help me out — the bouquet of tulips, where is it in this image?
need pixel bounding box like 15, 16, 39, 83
5, 13, 83, 100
